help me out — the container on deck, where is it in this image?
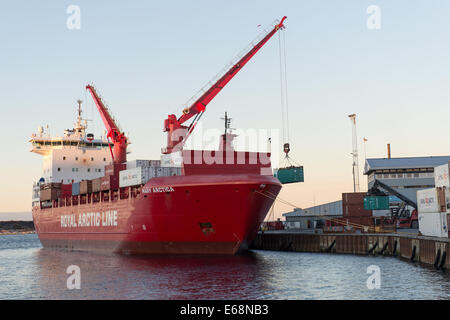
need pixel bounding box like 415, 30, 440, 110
155, 166, 182, 177
40, 182, 62, 191
274, 166, 304, 184
104, 163, 126, 176
80, 180, 93, 195
40, 188, 61, 201
72, 182, 80, 196
364, 196, 390, 210
92, 178, 102, 193
61, 184, 72, 198
120, 167, 156, 188
126, 159, 161, 170
101, 174, 119, 191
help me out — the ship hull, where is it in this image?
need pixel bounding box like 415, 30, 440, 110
33, 174, 281, 255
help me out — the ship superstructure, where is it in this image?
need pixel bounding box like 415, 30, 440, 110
30, 100, 113, 184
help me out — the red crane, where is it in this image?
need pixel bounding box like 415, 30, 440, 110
163, 16, 287, 154
86, 84, 128, 164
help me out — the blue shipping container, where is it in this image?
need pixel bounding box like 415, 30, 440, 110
72, 182, 80, 196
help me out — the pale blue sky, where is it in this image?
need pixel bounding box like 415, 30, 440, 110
1, 1, 450, 215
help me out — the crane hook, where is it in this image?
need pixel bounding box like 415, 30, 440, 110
283, 142, 290, 155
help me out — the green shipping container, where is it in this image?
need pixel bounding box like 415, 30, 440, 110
364, 196, 390, 210
275, 166, 304, 184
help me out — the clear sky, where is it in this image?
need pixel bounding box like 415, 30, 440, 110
1, 1, 450, 219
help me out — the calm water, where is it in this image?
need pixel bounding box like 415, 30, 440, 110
0, 234, 449, 300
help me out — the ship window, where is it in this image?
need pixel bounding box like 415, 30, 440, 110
75, 157, 78, 161
91, 157, 94, 161
58, 168, 61, 172
63, 156, 66, 160
88, 169, 90, 172
72, 168, 74, 172
103, 158, 106, 161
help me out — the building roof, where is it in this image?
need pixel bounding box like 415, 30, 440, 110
364, 156, 450, 175
283, 200, 342, 217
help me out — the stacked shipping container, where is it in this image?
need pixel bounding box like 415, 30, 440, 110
40, 183, 62, 201
120, 164, 181, 188
38, 159, 182, 207
342, 192, 374, 227
101, 163, 126, 191
416, 162, 450, 237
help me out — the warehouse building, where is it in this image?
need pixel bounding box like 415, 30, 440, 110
283, 200, 343, 230
364, 156, 450, 203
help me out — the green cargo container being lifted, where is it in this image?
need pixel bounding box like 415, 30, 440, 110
274, 166, 304, 184
363, 196, 390, 210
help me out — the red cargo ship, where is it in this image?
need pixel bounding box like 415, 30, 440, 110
30, 17, 286, 255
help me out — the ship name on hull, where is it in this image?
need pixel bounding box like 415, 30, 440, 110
60, 210, 118, 228
142, 186, 175, 194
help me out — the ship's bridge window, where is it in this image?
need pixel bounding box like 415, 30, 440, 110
44, 141, 51, 146
70, 141, 78, 146
52, 141, 61, 146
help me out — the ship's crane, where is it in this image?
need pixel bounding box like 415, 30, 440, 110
86, 84, 128, 164
163, 16, 287, 154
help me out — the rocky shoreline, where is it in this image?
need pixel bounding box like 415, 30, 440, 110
0, 221, 35, 235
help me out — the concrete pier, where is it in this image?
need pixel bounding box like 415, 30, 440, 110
250, 231, 450, 271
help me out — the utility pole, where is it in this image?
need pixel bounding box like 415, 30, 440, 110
348, 114, 360, 192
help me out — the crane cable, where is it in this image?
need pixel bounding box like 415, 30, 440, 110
282, 30, 290, 144
278, 30, 294, 168
278, 31, 286, 145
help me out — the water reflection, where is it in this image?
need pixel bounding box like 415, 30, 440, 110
0, 234, 449, 300
32, 248, 274, 299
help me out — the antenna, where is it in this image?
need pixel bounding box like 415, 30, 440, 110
221, 111, 232, 135
348, 114, 360, 192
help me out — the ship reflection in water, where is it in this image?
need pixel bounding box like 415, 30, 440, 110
0, 234, 449, 300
